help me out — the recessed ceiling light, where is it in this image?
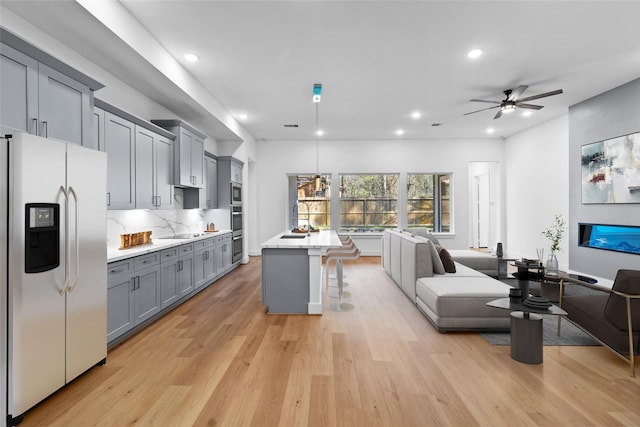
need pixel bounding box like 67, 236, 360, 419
396, 129, 405, 136
184, 53, 199, 62
237, 113, 248, 120
486, 128, 495, 134
467, 48, 483, 59
522, 110, 533, 117
411, 111, 421, 119
316, 129, 324, 136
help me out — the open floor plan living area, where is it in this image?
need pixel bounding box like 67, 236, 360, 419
1, 1, 639, 426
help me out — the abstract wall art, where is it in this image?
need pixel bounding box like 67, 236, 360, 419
581, 131, 640, 204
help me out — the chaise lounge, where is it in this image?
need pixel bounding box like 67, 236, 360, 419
382, 229, 512, 332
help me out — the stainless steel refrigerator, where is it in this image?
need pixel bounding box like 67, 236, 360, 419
1, 132, 107, 425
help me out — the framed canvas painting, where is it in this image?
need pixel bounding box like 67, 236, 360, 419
581, 132, 640, 204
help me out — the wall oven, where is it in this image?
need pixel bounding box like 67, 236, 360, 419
231, 205, 242, 238
232, 235, 243, 263
231, 182, 242, 205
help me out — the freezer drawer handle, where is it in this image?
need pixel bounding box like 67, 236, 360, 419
59, 186, 71, 296
68, 186, 80, 293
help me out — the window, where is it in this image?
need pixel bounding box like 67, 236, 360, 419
407, 173, 452, 232
339, 174, 398, 231
289, 174, 331, 229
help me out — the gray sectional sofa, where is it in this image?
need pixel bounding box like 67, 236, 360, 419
382, 229, 512, 332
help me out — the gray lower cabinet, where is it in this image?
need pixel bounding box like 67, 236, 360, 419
194, 237, 216, 289
107, 235, 235, 345
1, 31, 102, 147
107, 252, 161, 343
160, 243, 195, 308
215, 233, 233, 275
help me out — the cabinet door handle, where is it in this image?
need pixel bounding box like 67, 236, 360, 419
41, 121, 48, 138
157, 195, 161, 207
107, 192, 111, 206
31, 118, 38, 135
131, 277, 136, 291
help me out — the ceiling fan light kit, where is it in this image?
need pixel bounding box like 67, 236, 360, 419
464, 85, 563, 119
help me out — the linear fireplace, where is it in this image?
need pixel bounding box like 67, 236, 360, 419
579, 223, 640, 255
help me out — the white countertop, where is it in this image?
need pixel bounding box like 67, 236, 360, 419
107, 230, 232, 263
261, 229, 342, 249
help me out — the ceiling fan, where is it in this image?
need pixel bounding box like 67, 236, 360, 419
464, 85, 563, 119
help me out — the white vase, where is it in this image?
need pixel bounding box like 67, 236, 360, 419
546, 253, 559, 275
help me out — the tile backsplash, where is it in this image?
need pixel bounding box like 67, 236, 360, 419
106, 189, 231, 249
107, 209, 205, 249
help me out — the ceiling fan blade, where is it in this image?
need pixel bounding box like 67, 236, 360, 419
508, 85, 529, 101
469, 99, 501, 104
517, 89, 563, 103
516, 103, 544, 110
493, 109, 503, 119
464, 105, 500, 115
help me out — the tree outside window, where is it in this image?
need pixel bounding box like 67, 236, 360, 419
339, 174, 398, 231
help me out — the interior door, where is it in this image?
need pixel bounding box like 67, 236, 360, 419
475, 171, 490, 248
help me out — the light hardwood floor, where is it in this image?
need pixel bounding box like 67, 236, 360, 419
20, 257, 640, 426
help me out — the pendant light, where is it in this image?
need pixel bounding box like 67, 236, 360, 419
313, 83, 323, 196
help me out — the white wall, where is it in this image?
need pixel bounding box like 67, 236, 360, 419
504, 115, 570, 270
252, 138, 504, 255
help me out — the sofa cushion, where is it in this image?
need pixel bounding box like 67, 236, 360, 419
404, 227, 440, 245
603, 269, 640, 331
436, 245, 456, 273
448, 249, 498, 276
416, 276, 511, 319
426, 240, 446, 274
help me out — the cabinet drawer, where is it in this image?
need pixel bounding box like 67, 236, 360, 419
215, 235, 225, 244
223, 233, 232, 242
107, 259, 132, 280
134, 252, 160, 271
179, 243, 194, 255
161, 247, 179, 261
193, 238, 214, 251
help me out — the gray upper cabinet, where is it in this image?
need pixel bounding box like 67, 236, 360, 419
152, 120, 206, 189
104, 111, 135, 210
135, 127, 155, 209
205, 155, 218, 209
96, 100, 176, 210
1, 28, 103, 147
183, 153, 217, 209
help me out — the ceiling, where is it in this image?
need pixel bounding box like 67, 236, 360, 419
3, 1, 640, 142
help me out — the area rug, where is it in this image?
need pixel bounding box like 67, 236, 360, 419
481, 278, 600, 346
481, 315, 599, 346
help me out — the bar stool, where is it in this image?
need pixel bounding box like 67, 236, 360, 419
325, 237, 357, 293
326, 246, 360, 312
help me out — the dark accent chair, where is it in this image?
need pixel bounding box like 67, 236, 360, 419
558, 269, 640, 377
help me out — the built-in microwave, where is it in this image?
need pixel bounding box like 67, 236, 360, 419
231, 182, 242, 205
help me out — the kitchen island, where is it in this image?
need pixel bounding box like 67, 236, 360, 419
261, 230, 341, 314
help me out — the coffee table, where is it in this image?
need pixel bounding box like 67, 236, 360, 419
486, 298, 567, 364
512, 261, 545, 301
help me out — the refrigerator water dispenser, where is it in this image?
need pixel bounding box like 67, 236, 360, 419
25, 203, 60, 273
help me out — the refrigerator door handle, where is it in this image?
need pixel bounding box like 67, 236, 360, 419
67, 186, 80, 293
59, 186, 71, 296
